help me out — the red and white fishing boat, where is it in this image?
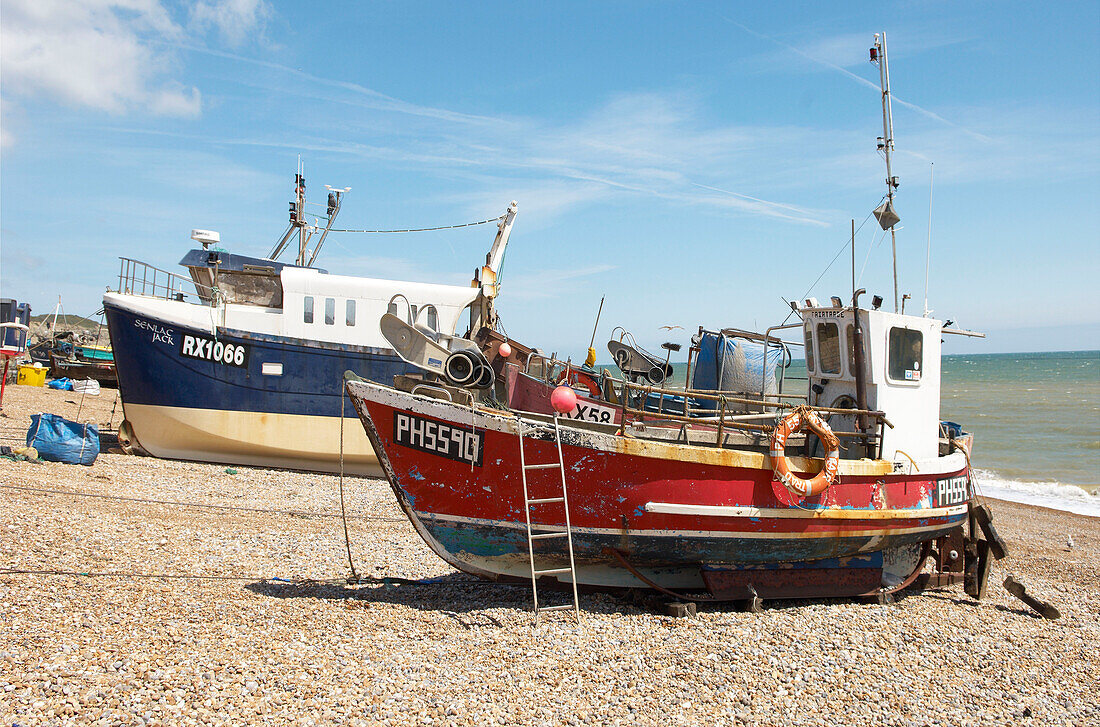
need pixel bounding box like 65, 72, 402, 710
344, 32, 996, 605
346, 293, 980, 601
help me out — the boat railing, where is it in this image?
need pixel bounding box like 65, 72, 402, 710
116, 258, 211, 303
616, 379, 890, 458
514, 339, 887, 456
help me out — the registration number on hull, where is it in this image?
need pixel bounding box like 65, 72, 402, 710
564, 400, 616, 424
394, 411, 483, 467
934, 475, 970, 507
180, 333, 249, 368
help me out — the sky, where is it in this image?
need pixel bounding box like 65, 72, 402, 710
1, 1, 1098, 359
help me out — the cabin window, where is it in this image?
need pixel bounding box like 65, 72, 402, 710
888, 328, 923, 383
424, 305, 438, 331
803, 327, 815, 373
324, 298, 335, 325
387, 301, 398, 316
816, 322, 841, 374
846, 324, 865, 377
346, 300, 356, 326
303, 296, 314, 324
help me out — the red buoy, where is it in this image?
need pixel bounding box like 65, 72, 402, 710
550, 385, 577, 415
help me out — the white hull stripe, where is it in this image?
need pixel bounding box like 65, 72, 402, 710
644, 502, 969, 520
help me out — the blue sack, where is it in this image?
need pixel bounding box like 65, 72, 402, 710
26, 413, 99, 465
46, 378, 73, 391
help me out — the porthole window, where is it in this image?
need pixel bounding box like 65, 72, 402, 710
816, 322, 841, 374
346, 300, 356, 326
888, 328, 923, 382
303, 296, 314, 324
325, 297, 335, 325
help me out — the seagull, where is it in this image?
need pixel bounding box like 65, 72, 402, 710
1066, 534, 1074, 550
659, 325, 684, 331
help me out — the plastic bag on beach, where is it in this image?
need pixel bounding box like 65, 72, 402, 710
73, 378, 100, 396
26, 413, 99, 465
47, 377, 73, 391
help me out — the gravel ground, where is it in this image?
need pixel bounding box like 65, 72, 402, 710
1, 383, 1098, 726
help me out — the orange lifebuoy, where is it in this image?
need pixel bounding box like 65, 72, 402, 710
556, 369, 602, 398
770, 408, 840, 500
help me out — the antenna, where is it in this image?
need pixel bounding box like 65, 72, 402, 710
306, 185, 352, 267
923, 162, 934, 317
871, 32, 901, 312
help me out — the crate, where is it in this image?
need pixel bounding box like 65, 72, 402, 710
17, 364, 47, 386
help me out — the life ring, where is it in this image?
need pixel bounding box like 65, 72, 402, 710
556, 369, 602, 398
770, 408, 840, 500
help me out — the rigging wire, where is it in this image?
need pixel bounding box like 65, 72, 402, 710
780, 206, 879, 325
324, 215, 505, 234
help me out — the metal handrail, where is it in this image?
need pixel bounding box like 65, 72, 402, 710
616, 378, 888, 452
115, 258, 211, 303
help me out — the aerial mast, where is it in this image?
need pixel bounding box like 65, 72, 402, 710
870, 32, 901, 313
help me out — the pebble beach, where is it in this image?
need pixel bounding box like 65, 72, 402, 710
1, 383, 1097, 726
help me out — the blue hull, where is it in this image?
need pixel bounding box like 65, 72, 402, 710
105, 302, 409, 416
104, 299, 413, 472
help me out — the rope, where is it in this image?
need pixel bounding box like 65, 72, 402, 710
326, 215, 504, 234
338, 385, 359, 580
0, 569, 262, 581
0, 483, 405, 522
0, 569, 510, 589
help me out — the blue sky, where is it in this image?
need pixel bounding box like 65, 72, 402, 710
2, 1, 1098, 357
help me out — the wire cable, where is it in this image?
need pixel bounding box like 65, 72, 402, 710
0, 483, 405, 522
326, 215, 504, 234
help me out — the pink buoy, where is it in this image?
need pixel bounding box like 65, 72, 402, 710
550, 385, 577, 415
497, 342, 512, 358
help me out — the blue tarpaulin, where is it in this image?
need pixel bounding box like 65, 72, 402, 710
47, 377, 73, 391
26, 413, 99, 465
690, 330, 786, 412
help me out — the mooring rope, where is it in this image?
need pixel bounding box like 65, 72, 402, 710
0, 483, 405, 522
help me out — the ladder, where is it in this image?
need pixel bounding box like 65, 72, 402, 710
517, 414, 580, 623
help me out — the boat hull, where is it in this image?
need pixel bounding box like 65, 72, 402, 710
48, 353, 118, 386
104, 297, 411, 475
347, 379, 971, 593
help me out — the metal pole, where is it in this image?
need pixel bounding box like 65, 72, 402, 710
875, 32, 899, 312
924, 162, 934, 317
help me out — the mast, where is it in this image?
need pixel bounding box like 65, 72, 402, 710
924, 162, 934, 317
295, 157, 307, 266
870, 32, 901, 312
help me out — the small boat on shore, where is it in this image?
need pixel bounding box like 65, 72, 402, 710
103, 167, 519, 475
343, 32, 998, 607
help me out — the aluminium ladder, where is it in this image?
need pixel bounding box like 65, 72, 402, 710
517, 414, 581, 623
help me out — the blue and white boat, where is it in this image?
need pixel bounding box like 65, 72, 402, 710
103, 174, 518, 475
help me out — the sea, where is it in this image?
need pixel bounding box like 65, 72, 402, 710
611, 350, 1100, 517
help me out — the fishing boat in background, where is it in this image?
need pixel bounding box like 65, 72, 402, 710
103, 166, 519, 474
343, 32, 998, 610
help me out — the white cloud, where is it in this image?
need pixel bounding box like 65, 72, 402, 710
189, 0, 271, 47
0, 0, 200, 116
503, 265, 617, 301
